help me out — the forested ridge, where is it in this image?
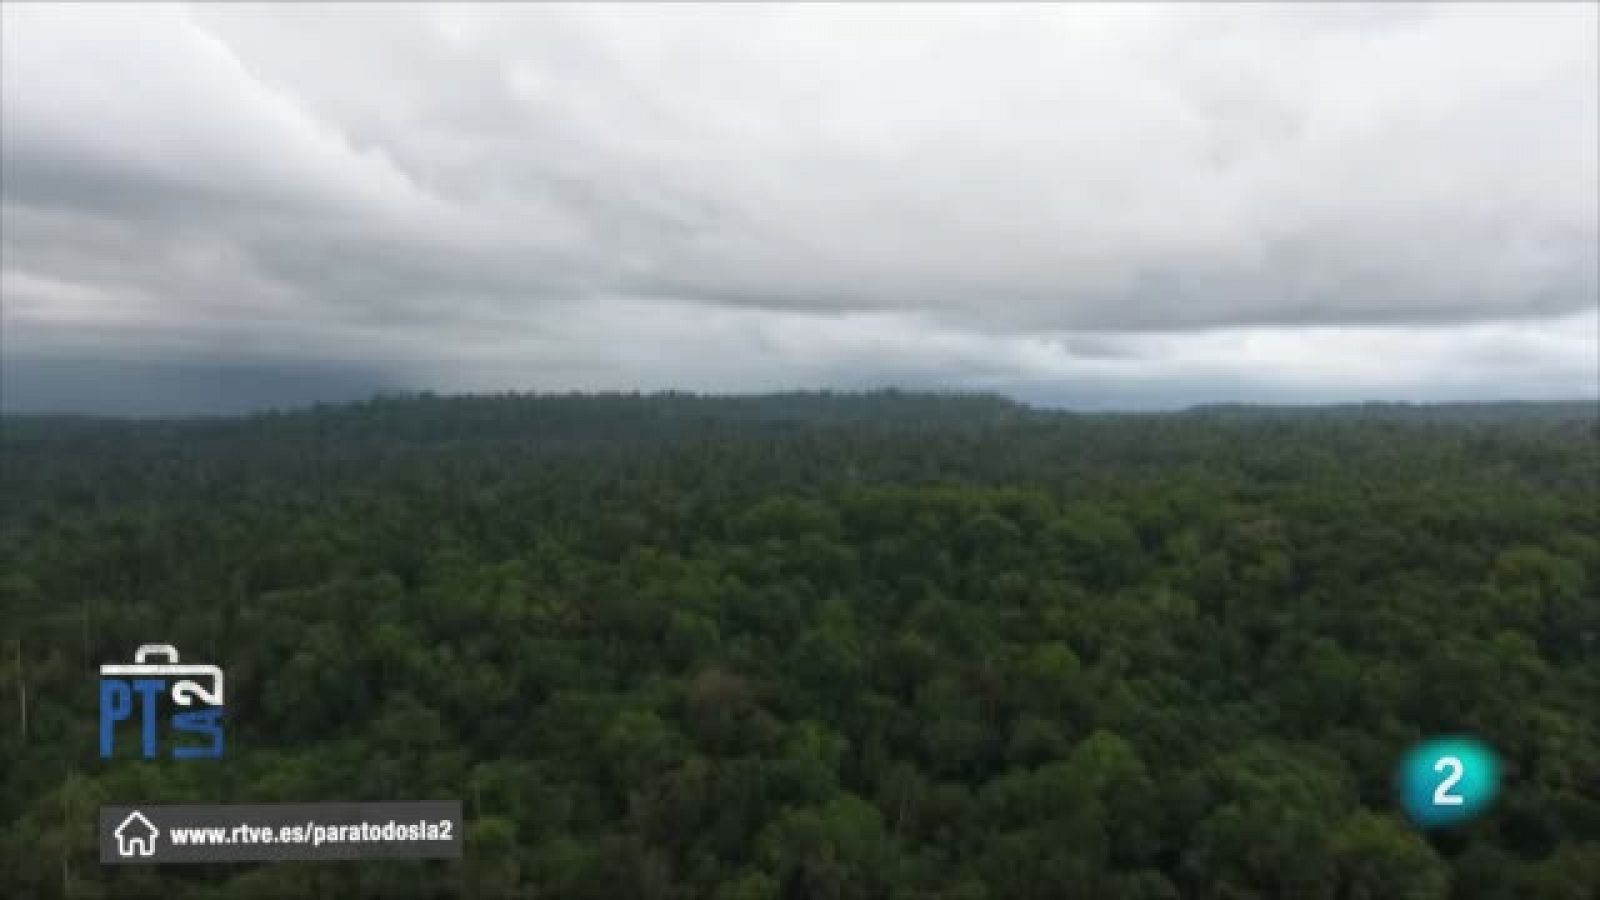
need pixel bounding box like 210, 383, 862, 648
2, 392, 1597, 899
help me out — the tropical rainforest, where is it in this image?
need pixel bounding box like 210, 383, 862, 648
2, 392, 1597, 899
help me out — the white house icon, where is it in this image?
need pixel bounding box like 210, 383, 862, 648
114, 811, 159, 858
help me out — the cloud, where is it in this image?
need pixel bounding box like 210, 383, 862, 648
399, 298, 1598, 402
2, 2, 1595, 408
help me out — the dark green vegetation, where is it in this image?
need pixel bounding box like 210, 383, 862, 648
3, 393, 1598, 899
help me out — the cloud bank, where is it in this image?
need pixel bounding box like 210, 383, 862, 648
3, 3, 1595, 411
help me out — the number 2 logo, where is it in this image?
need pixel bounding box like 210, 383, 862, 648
1400, 737, 1497, 828
1432, 755, 1465, 806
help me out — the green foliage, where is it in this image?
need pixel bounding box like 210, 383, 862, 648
2, 393, 1597, 897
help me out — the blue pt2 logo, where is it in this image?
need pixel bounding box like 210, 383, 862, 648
99, 644, 225, 760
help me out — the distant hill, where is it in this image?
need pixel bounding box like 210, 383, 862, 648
1185, 399, 1598, 424
4, 392, 1592, 521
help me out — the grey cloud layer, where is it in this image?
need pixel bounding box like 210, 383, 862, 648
2, 2, 1596, 404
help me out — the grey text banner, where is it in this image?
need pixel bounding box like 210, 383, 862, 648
99, 801, 462, 864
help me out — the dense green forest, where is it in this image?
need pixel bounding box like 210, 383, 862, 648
2, 392, 1597, 899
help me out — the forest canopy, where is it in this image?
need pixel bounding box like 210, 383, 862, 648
2, 393, 1597, 898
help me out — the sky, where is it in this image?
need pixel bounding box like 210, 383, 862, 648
2, 2, 1596, 414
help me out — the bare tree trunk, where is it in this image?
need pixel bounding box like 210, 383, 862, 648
82, 598, 91, 669
13, 640, 24, 744
60, 777, 70, 898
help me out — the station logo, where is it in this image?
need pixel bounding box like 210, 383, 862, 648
1397, 735, 1500, 828
99, 644, 225, 760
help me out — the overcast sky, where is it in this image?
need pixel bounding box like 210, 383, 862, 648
3, 2, 1596, 413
